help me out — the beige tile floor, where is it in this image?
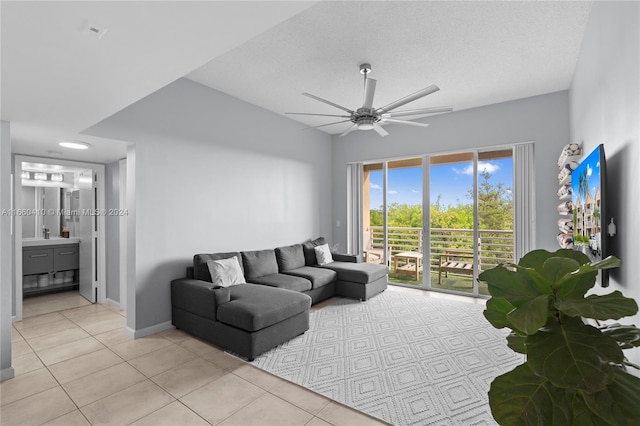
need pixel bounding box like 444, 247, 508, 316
2, 291, 389, 426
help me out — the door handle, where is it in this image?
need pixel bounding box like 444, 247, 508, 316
30, 254, 48, 258
59, 252, 75, 256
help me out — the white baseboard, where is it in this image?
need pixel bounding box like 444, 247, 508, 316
105, 298, 122, 310
1, 367, 15, 382
125, 321, 173, 339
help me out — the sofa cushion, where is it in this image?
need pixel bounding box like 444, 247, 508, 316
242, 249, 279, 280
248, 273, 312, 293
217, 284, 311, 332
193, 252, 242, 282
206, 258, 245, 287
283, 266, 336, 289
302, 237, 326, 266
319, 261, 388, 284
275, 244, 305, 272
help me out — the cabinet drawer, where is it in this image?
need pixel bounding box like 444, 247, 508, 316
23, 248, 54, 275
54, 246, 79, 271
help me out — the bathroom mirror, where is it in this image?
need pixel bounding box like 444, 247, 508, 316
21, 186, 63, 238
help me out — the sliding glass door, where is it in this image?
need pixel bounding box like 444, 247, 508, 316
357, 148, 514, 297
362, 158, 424, 286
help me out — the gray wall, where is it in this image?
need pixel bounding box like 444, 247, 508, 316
105, 160, 121, 305
569, 1, 640, 368
330, 91, 570, 252
86, 78, 333, 333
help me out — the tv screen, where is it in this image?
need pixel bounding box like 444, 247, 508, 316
571, 144, 608, 287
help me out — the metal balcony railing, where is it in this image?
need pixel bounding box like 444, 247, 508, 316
368, 226, 514, 273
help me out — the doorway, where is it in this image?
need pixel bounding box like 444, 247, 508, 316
13, 156, 106, 321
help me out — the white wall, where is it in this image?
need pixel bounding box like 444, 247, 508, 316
1, 121, 15, 381
331, 91, 570, 252
86, 78, 333, 332
569, 1, 640, 367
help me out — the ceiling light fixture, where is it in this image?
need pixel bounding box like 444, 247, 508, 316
59, 141, 89, 150
21, 171, 30, 179
50, 173, 64, 182
34, 172, 47, 181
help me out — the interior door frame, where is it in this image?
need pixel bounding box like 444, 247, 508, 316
12, 155, 106, 321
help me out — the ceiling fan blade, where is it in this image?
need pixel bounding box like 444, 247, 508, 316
363, 78, 377, 109
381, 118, 430, 128
372, 123, 389, 137
285, 112, 352, 118
339, 124, 358, 137
384, 106, 452, 118
377, 84, 440, 113
302, 93, 354, 114
305, 119, 352, 130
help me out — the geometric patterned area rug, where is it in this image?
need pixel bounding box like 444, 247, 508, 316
252, 290, 523, 425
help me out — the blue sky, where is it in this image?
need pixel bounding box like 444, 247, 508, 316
369, 158, 513, 209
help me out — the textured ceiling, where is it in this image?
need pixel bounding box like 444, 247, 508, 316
188, 1, 593, 135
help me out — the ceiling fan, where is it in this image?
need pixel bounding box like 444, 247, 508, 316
286, 64, 452, 137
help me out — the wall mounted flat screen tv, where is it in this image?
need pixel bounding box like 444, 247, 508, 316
571, 144, 608, 287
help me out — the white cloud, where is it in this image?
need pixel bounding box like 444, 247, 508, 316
586, 164, 593, 178
371, 183, 381, 190
411, 189, 420, 193
453, 161, 500, 176
388, 190, 398, 195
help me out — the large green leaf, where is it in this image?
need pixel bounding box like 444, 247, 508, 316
541, 257, 581, 284
484, 297, 516, 329
518, 249, 589, 271
556, 256, 622, 288
556, 291, 639, 320
507, 295, 550, 335
599, 323, 640, 349
571, 393, 610, 426
479, 265, 543, 306
555, 270, 598, 300
506, 331, 527, 354
582, 368, 640, 426
526, 318, 624, 393
489, 363, 571, 426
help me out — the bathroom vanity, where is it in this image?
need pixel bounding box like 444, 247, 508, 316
22, 238, 80, 297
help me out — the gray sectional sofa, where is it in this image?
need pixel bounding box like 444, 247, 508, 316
171, 237, 387, 360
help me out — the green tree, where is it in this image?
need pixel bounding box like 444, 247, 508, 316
475, 170, 513, 231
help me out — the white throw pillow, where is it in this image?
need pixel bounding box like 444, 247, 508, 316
314, 244, 334, 265
206, 257, 246, 287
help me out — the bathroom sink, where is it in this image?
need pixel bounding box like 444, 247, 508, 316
23, 237, 81, 247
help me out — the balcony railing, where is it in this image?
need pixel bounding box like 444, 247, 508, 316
368, 226, 514, 272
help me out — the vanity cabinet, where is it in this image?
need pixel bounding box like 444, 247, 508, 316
22, 242, 80, 297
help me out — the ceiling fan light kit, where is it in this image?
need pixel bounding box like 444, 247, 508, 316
287, 64, 453, 137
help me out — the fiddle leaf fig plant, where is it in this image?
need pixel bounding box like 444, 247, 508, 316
479, 249, 640, 425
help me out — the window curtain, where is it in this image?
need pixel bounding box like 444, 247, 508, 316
346, 163, 363, 255
513, 143, 535, 261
